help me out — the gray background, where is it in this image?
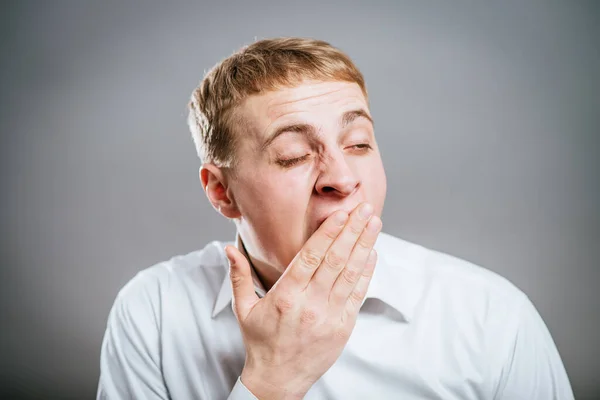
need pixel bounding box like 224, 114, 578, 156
1, 1, 598, 399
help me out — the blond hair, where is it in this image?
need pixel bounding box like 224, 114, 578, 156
187, 37, 367, 167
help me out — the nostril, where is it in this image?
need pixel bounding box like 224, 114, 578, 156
322, 186, 335, 193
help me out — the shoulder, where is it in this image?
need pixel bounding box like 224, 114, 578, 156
378, 232, 526, 298
108, 240, 231, 325
99, 242, 232, 397
376, 232, 528, 313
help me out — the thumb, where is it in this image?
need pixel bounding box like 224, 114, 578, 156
225, 245, 259, 320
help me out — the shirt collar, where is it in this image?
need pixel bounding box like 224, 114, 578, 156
212, 232, 425, 322
364, 233, 425, 322
212, 234, 266, 318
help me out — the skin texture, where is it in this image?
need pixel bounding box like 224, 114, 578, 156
202, 80, 387, 289
200, 80, 387, 398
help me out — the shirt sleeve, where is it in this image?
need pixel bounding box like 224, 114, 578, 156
97, 275, 170, 400
228, 378, 259, 400
494, 296, 574, 400
97, 272, 259, 400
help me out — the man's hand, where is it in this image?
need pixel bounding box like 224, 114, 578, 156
224, 202, 382, 400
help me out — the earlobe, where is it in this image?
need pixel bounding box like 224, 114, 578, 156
199, 164, 242, 219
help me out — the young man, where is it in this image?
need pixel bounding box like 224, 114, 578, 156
97, 38, 573, 399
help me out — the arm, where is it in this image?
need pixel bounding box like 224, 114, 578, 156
494, 296, 574, 400
97, 275, 259, 400
97, 276, 169, 400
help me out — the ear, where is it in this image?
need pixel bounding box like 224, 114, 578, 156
200, 164, 242, 219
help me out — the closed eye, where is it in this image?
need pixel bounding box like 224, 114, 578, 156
348, 143, 372, 153
276, 154, 310, 168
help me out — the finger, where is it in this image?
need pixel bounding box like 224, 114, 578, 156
279, 210, 348, 291
329, 215, 381, 306
344, 249, 377, 318
309, 202, 373, 294
225, 245, 259, 320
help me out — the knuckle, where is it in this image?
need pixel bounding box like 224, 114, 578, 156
229, 272, 243, 288
273, 295, 294, 315
333, 328, 351, 342
323, 226, 339, 240
356, 236, 372, 250
300, 249, 322, 269
299, 307, 319, 326
350, 288, 365, 304
341, 267, 360, 286
348, 223, 364, 236
325, 250, 345, 271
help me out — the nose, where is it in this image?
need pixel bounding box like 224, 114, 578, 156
314, 152, 360, 198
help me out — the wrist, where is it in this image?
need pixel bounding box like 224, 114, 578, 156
241, 366, 311, 400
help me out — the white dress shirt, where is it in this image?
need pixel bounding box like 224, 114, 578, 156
97, 232, 573, 399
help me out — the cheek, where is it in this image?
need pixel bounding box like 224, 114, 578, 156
237, 167, 315, 221
236, 168, 316, 267
354, 156, 387, 209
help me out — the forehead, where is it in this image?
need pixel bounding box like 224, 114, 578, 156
236, 80, 369, 137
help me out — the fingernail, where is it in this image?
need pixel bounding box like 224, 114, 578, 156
367, 216, 382, 232
334, 211, 348, 226
359, 203, 373, 219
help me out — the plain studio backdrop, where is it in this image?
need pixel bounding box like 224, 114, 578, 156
1, 1, 598, 399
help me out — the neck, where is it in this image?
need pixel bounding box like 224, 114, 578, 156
236, 235, 282, 291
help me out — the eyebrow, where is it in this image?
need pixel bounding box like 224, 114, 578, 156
261, 108, 374, 150
341, 109, 374, 128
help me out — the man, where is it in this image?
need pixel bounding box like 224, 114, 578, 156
97, 38, 573, 399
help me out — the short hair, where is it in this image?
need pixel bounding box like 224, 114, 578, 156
187, 37, 367, 167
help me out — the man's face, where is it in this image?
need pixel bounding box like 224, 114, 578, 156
229, 80, 387, 272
